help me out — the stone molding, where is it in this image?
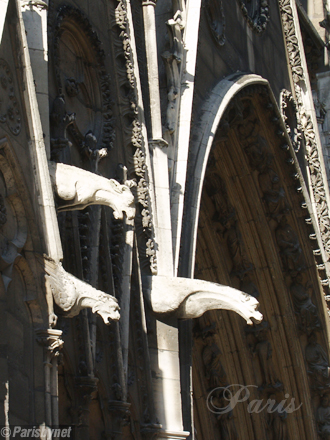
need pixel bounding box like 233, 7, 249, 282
279, 0, 330, 263
21, 0, 48, 11
35, 328, 64, 356
156, 431, 190, 439
141, 0, 157, 6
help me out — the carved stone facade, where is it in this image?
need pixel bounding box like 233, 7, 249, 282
0, 0, 330, 439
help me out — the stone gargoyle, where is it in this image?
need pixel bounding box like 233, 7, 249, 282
142, 276, 263, 325
48, 161, 135, 219
37, 255, 120, 324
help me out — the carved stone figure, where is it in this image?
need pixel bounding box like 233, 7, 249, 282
216, 395, 238, 440
224, 219, 253, 279
166, 0, 186, 62
258, 166, 289, 220
244, 135, 271, 172
266, 394, 288, 440
204, 0, 226, 46
240, 275, 260, 298
305, 333, 330, 389
206, 173, 235, 226
162, 56, 180, 135
48, 162, 136, 219
65, 77, 80, 97
81, 131, 108, 173
317, 395, 330, 440
246, 322, 282, 390
142, 275, 263, 324
202, 330, 228, 390
290, 275, 321, 335
50, 95, 75, 159
275, 216, 305, 275
38, 255, 120, 324
162, 0, 185, 136
237, 100, 260, 144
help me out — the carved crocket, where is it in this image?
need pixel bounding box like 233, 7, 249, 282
48, 161, 135, 219
38, 255, 120, 324
143, 276, 263, 325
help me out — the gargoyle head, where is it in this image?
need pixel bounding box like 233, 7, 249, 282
92, 295, 120, 324
107, 180, 136, 220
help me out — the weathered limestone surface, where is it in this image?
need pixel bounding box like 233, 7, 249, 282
0, 0, 330, 440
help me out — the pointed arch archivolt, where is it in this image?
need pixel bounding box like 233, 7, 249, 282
180, 75, 330, 440
180, 74, 268, 277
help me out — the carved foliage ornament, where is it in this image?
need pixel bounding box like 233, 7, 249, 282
114, 0, 157, 274
279, 0, 330, 259
280, 89, 302, 153
237, 0, 269, 33
0, 60, 21, 136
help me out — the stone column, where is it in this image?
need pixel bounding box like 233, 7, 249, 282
119, 216, 134, 386
74, 376, 99, 440
0, 0, 9, 44
141, 1, 188, 438
142, 0, 189, 439
21, 0, 50, 156
141, 0, 173, 276
36, 329, 64, 429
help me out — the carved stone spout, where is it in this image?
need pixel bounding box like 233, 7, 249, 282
142, 276, 263, 324
37, 255, 120, 324
48, 162, 135, 219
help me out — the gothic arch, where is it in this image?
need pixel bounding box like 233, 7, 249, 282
181, 73, 268, 277
180, 75, 330, 439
